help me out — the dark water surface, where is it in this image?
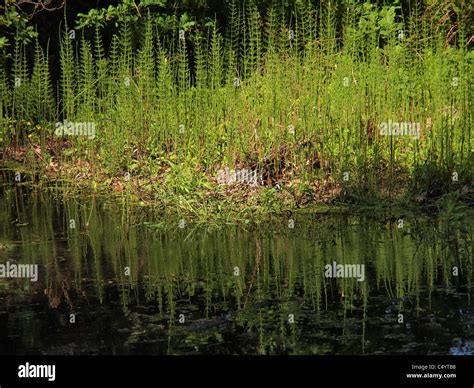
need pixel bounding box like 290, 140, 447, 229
0, 185, 473, 355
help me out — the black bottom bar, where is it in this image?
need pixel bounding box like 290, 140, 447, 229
0, 356, 472, 387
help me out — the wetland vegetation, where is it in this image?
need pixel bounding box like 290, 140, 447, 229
0, 0, 472, 219
0, 0, 473, 357
0, 186, 472, 355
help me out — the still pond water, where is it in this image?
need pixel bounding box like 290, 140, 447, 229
0, 184, 473, 355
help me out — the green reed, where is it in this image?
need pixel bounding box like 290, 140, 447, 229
0, 1, 472, 213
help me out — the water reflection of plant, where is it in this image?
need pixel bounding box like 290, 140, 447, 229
0, 189, 472, 354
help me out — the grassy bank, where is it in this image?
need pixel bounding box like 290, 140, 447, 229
0, 2, 473, 220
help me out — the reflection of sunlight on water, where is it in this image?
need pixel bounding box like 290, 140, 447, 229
0, 186, 473, 355
450, 339, 473, 356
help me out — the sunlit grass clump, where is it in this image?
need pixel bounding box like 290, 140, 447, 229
0, 1, 472, 217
